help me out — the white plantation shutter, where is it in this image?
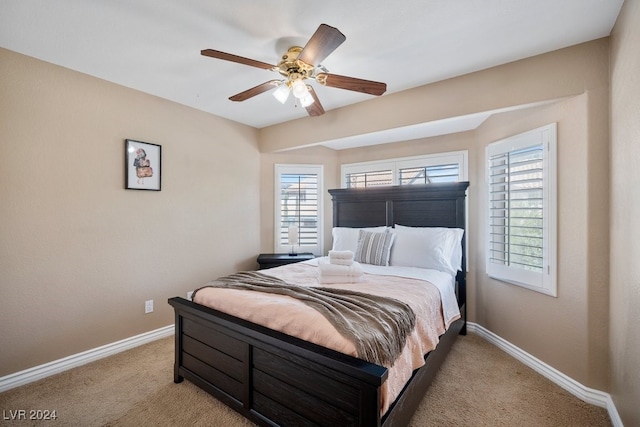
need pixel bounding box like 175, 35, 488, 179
275, 165, 323, 255
346, 169, 393, 188
486, 124, 557, 296
399, 163, 460, 184
342, 151, 467, 188
489, 146, 544, 271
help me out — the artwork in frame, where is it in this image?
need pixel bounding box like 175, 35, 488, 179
125, 139, 161, 191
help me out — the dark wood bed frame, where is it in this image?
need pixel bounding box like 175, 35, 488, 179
168, 182, 469, 426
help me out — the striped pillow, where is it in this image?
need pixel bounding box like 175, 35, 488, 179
355, 230, 395, 266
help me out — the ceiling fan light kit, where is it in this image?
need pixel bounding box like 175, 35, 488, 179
272, 83, 290, 104
201, 24, 387, 117
299, 88, 315, 107
291, 77, 308, 98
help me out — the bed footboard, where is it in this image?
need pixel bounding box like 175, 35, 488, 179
169, 297, 388, 426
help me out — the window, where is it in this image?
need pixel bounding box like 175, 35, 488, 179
486, 123, 557, 296
399, 163, 459, 185
346, 169, 393, 188
342, 151, 467, 188
274, 165, 323, 255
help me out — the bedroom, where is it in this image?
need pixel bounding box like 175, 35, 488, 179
0, 1, 638, 426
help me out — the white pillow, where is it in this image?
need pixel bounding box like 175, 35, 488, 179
389, 225, 464, 275
331, 226, 388, 253
448, 228, 464, 273
402, 225, 464, 273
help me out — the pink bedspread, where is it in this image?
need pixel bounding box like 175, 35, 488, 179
193, 262, 456, 414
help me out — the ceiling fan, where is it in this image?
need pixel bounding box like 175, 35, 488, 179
201, 24, 387, 117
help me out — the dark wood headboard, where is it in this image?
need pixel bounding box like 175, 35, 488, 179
328, 182, 470, 331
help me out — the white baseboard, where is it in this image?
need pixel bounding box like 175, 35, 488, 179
0, 324, 174, 393
467, 322, 623, 427
0, 322, 624, 426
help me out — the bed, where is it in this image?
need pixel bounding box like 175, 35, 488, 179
168, 181, 469, 426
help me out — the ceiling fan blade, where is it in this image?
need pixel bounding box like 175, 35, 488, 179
316, 73, 387, 96
305, 86, 325, 117
298, 24, 346, 66
201, 49, 275, 70
229, 80, 280, 102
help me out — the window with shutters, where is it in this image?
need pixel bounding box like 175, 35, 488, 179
274, 164, 323, 255
486, 123, 557, 296
346, 169, 393, 188
399, 163, 460, 184
341, 151, 467, 188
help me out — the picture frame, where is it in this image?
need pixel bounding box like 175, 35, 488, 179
125, 139, 161, 191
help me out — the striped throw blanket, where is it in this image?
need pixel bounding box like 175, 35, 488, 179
193, 271, 416, 367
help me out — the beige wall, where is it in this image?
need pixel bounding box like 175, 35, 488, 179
260, 39, 611, 391
0, 48, 261, 376
610, 0, 640, 425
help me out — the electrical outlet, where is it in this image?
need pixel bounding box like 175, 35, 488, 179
187, 291, 193, 301
145, 299, 153, 314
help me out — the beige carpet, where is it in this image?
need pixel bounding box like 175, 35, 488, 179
0, 333, 611, 426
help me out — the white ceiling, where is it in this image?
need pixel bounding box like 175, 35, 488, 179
0, 1, 623, 149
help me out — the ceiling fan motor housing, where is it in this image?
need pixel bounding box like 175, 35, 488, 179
277, 47, 315, 84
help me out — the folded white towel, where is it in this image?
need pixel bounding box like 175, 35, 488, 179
328, 250, 354, 266
329, 257, 353, 266
328, 250, 354, 260
318, 257, 363, 277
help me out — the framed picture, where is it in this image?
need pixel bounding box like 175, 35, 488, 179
125, 139, 161, 191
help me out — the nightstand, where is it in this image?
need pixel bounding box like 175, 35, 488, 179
257, 253, 315, 270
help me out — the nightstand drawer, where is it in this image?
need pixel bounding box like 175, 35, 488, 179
257, 253, 315, 269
